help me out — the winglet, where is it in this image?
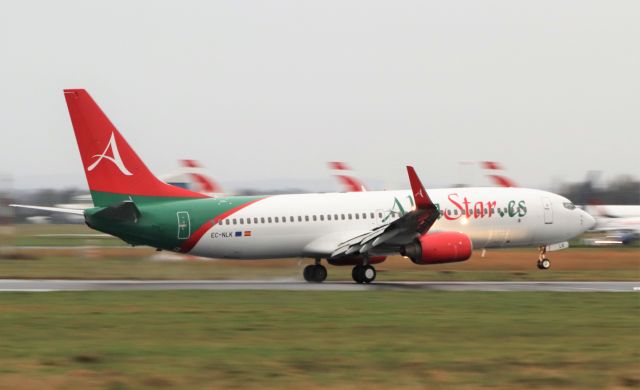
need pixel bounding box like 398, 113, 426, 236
406, 166, 434, 209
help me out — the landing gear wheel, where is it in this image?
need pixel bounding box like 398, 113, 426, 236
351, 265, 376, 284
313, 264, 327, 282
540, 258, 551, 270
352, 265, 364, 283
303, 264, 327, 283
537, 260, 543, 269
303, 265, 314, 282
362, 265, 376, 283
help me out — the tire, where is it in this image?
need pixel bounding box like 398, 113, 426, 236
540, 258, 551, 270
363, 265, 376, 283
313, 265, 327, 283
303, 265, 315, 282
352, 265, 364, 283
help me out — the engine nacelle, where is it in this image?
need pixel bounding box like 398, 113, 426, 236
402, 231, 472, 265
327, 256, 386, 266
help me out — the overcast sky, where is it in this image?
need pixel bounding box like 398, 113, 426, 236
1, 1, 638, 192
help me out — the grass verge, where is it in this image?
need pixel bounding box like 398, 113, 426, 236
0, 291, 638, 389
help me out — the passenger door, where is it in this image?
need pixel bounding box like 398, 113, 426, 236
541, 197, 553, 224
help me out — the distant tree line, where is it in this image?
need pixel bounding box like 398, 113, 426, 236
560, 174, 640, 205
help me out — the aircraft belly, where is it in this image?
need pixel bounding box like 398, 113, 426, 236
188, 224, 354, 260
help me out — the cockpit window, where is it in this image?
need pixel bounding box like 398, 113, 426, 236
563, 202, 576, 210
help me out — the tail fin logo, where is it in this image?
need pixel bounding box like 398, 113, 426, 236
87, 132, 133, 175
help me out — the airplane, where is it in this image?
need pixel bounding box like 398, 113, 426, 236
583, 204, 640, 245
11, 90, 595, 283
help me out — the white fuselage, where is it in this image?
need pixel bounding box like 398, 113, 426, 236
188, 187, 594, 260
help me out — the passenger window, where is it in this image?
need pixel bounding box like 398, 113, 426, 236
348, 214, 352, 220
362, 213, 366, 219
334, 214, 339, 220
282, 216, 287, 223
268, 217, 272, 223
305, 216, 309, 222
370, 212, 374, 219
218, 220, 223, 225
274, 217, 279, 223
239, 218, 244, 224
341, 214, 345, 220
254, 218, 258, 224
246, 218, 251, 225
355, 213, 359, 220
232, 218, 237, 225
290, 216, 294, 222
313, 215, 317, 221
327, 215, 332, 221
378, 212, 383, 218
225, 219, 230, 225
298, 216, 302, 222
261, 217, 265, 223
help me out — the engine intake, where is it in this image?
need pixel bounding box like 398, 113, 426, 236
402, 232, 472, 265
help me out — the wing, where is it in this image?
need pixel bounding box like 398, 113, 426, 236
330, 166, 440, 258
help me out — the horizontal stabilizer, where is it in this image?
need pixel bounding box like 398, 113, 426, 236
9, 204, 84, 215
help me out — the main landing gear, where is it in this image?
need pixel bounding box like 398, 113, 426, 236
302, 259, 377, 284
352, 264, 376, 284
303, 259, 327, 283
537, 245, 551, 270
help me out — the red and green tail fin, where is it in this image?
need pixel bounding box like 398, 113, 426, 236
64, 89, 208, 207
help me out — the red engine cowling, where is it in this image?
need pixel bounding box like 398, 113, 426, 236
401, 232, 472, 265
327, 256, 386, 266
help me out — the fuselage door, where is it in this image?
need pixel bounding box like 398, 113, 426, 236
177, 211, 191, 239
541, 197, 553, 224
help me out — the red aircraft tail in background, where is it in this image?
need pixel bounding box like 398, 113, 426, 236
328, 161, 367, 192
481, 161, 517, 188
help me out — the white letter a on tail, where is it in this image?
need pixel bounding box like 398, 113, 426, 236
87, 132, 133, 175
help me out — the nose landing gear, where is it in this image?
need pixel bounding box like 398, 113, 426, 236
537, 245, 551, 270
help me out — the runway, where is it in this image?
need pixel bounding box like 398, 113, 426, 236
0, 279, 637, 292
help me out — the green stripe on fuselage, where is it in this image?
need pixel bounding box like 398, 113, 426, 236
85, 193, 266, 251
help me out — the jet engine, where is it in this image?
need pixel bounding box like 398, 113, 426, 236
401, 231, 472, 265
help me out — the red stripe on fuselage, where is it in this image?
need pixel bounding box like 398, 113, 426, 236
179, 198, 265, 253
